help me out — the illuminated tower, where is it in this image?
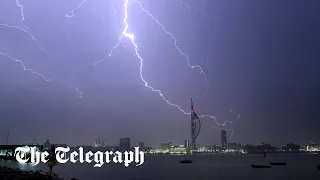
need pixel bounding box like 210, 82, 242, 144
191, 97, 201, 150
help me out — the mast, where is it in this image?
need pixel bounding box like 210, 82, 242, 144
273, 139, 276, 162
191, 97, 194, 151
5, 131, 9, 145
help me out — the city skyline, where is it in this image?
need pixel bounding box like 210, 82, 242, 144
1, 0, 319, 148
3, 133, 318, 150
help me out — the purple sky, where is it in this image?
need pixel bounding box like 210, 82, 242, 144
0, 0, 319, 148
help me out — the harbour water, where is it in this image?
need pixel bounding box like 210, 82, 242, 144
1, 154, 319, 180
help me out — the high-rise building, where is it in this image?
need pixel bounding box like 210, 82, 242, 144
191, 97, 201, 150
138, 142, 144, 149
221, 130, 227, 149
119, 137, 130, 151
184, 140, 189, 148
169, 142, 173, 148
43, 139, 51, 150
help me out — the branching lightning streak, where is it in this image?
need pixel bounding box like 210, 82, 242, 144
66, 0, 237, 127
0, 24, 46, 54
176, 0, 192, 10
0, 3, 84, 98
0, 52, 50, 81
65, 0, 89, 18
110, 0, 129, 51
93, 0, 209, 89
134, 0, 208, 89
111, 0, 120, 36
94, 35, 122, 67
93, 0, 127, 68
16, 0, 25, 23
114, 0, 230, 127
66, 83, 84, 98
0, 52, 84, 98
210, 111, 240, 140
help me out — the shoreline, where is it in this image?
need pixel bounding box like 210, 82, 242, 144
0, 166, 66, 180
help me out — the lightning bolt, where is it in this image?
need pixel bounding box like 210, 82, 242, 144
66, 0, 239, 128
111, 0, 120, 36
0, 2, 84, 98
93, 0, 209, 90
65, 83, 84, 98
0, 52, 50, 81
16, 0, 25, 23
110, 0, 232, 127
0, 52, 84, 98
93, 0, 128, 68
210, 112, 240, 140
134, 0, 209, 89
0, 24, 46, 55
65, 0, 89, 18
176, 0, 192, 10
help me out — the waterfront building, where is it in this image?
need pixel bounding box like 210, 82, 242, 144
184, 140, 189, 148
138, 142, 144, 149
221, 130, 227, 150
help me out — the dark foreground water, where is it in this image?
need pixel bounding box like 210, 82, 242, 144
1, 154, 320, 180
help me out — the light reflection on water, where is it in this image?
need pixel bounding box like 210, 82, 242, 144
0, 160, 48, 172
17, 162, 36, 171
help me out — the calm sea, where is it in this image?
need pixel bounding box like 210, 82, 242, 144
1, 154, 320, 180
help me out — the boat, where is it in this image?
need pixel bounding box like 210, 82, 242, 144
269, 140, 287, 166
270, 162, 287, 166
251, 165, 272, 168
180, 160, 192, 163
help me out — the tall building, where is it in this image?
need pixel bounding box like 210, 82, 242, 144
43, 139, 52, 150
184, 140, 189, 148
169, 142, 173, 148
221, 130, 227, 149
191, 97, 201, 150
119, 138, 130, 151
138, 142, 144, 149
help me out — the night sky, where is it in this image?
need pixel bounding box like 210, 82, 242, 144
0, 0, 319, 148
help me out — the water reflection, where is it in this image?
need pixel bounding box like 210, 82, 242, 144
0, 159, 48, 173
17, 162, 38, 171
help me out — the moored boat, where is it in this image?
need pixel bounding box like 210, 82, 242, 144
251, 164, 272, 168
269, 162, 287, 166
180, 160, 192, 163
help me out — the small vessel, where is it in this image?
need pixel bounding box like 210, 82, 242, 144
180, 160, 192, 164
270, 162, 287, 166
269, 140, 287, 166
251, 164, 272, 168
